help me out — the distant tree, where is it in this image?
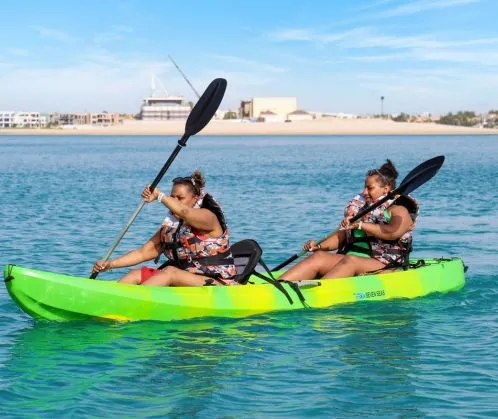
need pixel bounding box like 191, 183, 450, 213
393, 112, 410, 122
188, 101, 194, 109
223, 111, 237, 120
437, 111, 478, 127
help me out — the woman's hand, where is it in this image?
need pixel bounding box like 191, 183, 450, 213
303, 240, 321, 252
92, 260, 113, 273
341, 216, 363, 231
142, 185, 159, 203
340, 217, 352, 230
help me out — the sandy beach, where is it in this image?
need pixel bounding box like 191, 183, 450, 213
1, 118, 497, 136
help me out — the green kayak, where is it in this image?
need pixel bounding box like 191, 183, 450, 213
3, 258, 465, 322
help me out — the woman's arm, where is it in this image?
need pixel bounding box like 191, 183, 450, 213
142, 186, 220, 234
159, 196, 219, 232
319, 230, 347, 251
110, 230, 162, 269
356, 205, 413, 241
305, 230, 347, 252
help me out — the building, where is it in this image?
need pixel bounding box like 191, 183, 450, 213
287, 109, 313, 122
13, 112, 46, 128
139, 96, 191, 121
259, 110, 284, 123
59, 113, 90, 125
313, 112, 358, 119
138, 74, 191, 121
0, 111, 15, 128
239, 100, 252, 118
240, 97, 297, 119
90, 112, 121, 126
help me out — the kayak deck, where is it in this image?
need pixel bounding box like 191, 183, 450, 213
3, 258, 466, 322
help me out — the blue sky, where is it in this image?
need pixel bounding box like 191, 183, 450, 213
0, 0, 497, 115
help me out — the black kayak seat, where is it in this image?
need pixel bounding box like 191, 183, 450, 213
230, 239, 263, 284
230, 239, 308, 306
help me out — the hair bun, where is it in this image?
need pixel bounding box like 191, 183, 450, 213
379, 159, 399, 181
191, 169, 205, 189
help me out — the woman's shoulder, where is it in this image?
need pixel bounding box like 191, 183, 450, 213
391, 195, 419, 221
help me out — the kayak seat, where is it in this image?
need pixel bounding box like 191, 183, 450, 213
230, 240, 303, 304
230, 239, 263, 285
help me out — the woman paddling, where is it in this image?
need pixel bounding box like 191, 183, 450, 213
92, 170, 237, 286
279, 160, 419, 281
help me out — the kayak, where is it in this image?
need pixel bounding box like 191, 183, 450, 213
3, 258, 465, 322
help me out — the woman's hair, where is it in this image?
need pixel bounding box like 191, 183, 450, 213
172, 169, 205, 195
367, 159, 399, 189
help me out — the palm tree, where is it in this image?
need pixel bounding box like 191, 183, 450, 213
380, 96, 385, 118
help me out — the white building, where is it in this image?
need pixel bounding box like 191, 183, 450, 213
260, 110, 285, 123
140, 96, 191, 121
15, 112, 46, 128
287, 109, 313, 122
0, 112, 46, 128
247, 97, 297, 119
139, 74, 191, 121
312, 112, 358, 119
0, 111, 16, 128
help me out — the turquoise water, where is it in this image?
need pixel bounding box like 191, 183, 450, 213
0, 135, 497, 417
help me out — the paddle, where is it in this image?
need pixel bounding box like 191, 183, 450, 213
90, 78, 227, 279
271, 155, 445, 272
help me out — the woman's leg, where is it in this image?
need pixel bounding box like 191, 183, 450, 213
117, 268, 142, 284
279, 251, 345, 281
322, 255, 385, 279
141, 266, 217, 287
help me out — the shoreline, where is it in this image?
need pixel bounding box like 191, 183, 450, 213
1, 119, 497, 136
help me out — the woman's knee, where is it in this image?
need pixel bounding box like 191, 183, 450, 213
160, 266, 179, 278
341, 255, 355, 264
118, 268, 142, 284
307, 251, 335, 264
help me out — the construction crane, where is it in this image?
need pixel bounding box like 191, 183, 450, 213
168, 55, 201, 99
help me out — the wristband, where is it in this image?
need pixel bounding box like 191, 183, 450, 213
157, 192, 165, 203
358, 221, 363, 230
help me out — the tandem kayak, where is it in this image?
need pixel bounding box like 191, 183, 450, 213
3, 258, 465, 322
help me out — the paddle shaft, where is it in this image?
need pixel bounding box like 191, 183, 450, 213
90, 135, 189, 279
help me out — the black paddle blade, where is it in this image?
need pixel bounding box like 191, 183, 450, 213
185, 78, 227, 136
396, 155, 445, 196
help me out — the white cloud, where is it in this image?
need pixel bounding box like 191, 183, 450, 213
268, 27, 369, 44
347, 52, 411, 61
208, 54, 288, 73
352, 0, 399, 12
268, 29, 315, 42
414, 48, 498, 65
30, 26, 77, 43
6, 48, 30, 56
93, 25, 135, 45
373, 0, 481, 18
0, 57, 183, 113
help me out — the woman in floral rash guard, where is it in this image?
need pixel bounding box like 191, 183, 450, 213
93, 170, 237, 287
279, 160, 419, 281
